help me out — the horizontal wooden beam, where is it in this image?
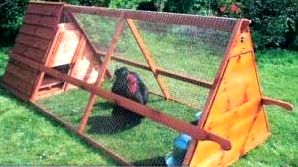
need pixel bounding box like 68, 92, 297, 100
10, 53, 231, 150
64, 4, 238, 32
262, 97, 294, 111
106, 54, 213, 89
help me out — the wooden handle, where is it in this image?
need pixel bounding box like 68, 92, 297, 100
203, 130, 232, 151
262, 97, 294, 111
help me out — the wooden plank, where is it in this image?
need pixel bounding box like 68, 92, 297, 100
110, 55, 213, 89
241, 109, 270, 155
20, 24, 56, 40
16, 33, 52, 51
10, 53, 232, 150
127, 19, 170, 99
262, 97, 293, 111
27, 3, 64, 17
12, 43, 47, 63
24, 14, 58, 29
5, 63, 38, 84
2, 73, 34, 96
78, 18, 126, 133
40, 77, 64, 89
0, 82, 29, 101
9, 59, 39, 73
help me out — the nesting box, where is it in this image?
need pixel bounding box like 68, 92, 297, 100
2, 2, 293, 166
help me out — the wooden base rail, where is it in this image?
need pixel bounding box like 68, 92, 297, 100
262, 97, 294, 111
10, 53, 232, 151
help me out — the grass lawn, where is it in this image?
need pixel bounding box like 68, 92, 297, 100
0, 46, 297, 166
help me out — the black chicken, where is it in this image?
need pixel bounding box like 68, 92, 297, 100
111, 67, 149, 123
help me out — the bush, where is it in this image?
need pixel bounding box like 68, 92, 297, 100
240, 0, 297, 49
109, 0, 150, 9
0, 0, 29, 46
79, 0, 110, 6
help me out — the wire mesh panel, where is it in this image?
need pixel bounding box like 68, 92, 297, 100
86, 99, 179, 165
58, 9, 236, 165
26, 4, 238, 166
74, 13, 120, 52
36, 88, 90, 129
135, 20, 230, 83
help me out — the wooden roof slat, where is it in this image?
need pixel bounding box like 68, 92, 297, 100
16, 33, 52, 51
2, 72, 34, 96
20, 24, 56, 40
12, 44, 47, 63
5, 63, 38, 84
24, 13, 58, 29
27, 3, 63, 17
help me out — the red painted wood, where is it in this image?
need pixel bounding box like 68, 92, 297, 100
12, 43, 47, 63
24, 14, 58, 29
20, 24, 56, 40
27, 3, 64, 17
16, 33, 52, 51
0, 83, 29, 101
2, 73, 34, 96
5, 63, 38, 84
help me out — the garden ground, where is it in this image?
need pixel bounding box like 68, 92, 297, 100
0, 47, 297, 166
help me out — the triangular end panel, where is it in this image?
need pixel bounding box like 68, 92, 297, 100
2, 2, 65, 101
189, 21, 270, 167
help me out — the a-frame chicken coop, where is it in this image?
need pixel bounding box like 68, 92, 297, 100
1, 2, 293, 166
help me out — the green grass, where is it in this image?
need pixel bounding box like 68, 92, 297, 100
0, 48, 115, 165
0, 47, 297, 166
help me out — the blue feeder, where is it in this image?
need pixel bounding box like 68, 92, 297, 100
165, 111, 202, 166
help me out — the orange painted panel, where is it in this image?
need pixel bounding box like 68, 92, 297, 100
190, 141, 222, 167
241, 108, 270, 154
190, 24, 269, 167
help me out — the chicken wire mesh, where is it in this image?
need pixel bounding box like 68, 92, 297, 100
35, 11, 235, 165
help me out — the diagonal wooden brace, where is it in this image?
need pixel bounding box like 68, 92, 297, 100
78, 17, 126, 133
126, 19, 170, 100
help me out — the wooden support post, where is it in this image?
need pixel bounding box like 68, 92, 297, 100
126, 19, 170, 100
77, 18, 126, 133
64, 35, 87, 90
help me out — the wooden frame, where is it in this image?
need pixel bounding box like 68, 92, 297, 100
1, 2, 293, 166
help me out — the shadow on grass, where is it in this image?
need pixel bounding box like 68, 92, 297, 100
133, 156, 166, 166
89, 101, 144, 135
87, 113, 142, 135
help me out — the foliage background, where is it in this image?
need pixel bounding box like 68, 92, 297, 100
0, 0, 297, 50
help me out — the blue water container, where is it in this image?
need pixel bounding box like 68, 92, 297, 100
165, 153, 179, 167
165, 111, 203, 166
195, 111, 202, 120
172, 133, 192, 164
